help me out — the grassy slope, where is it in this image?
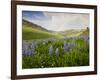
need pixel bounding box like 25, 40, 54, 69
22, 20, 64, 40
22, 19, 89, 40
59, 29, 85, 37
62, 29, 89, 37
79, 29, 89, 37
23, 19, 49, 32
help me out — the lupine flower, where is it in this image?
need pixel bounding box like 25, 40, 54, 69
22, 47, 28, 56
63, 41, 67, 52
22, 47, 33, 56
29, 43, 35, 54
49, 45, 53, 56
71, 43, 74, 49
55, 48, 59, 56
27, 49, 32, 56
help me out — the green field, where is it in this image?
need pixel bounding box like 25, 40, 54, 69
22, 20, 64, 40
22, 26, 64, 40
22, 19, 89, 69
22, 38, 89, 68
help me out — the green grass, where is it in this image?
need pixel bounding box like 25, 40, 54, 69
22, 25, 64, 40
22, 38, 89, 68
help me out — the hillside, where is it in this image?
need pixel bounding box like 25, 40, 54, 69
58, 29, 85, 37
79, 29, 89, 38
22, 19, 89, 40
22, 19, 64, 40
22, 19, 49, 32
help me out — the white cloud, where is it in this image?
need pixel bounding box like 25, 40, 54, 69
31, 12, 89, 31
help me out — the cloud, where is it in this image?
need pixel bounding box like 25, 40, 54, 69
23, 11, 89, 31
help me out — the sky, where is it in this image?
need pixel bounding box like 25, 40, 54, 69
22, 11, 89, 31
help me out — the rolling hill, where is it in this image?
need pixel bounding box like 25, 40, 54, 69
22, 19, 64, 40
58, 29, 86, 37
22, 19, 49, 32
22, 19, 89, 40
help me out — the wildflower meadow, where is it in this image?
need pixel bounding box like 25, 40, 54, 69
22, 11, 89, 69
22, 37, 89, 68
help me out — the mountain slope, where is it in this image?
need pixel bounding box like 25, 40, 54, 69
22, 19, 64, 40
22, 19, 49, 32
59, 29, 85, 37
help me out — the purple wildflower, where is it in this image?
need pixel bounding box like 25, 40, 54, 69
63, 41, 67, 52
22, 47, 33, 56
49, 45, 53, 56
22, 47, 28, 56
71, 43, 74, 49
27, 49, 32, 56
